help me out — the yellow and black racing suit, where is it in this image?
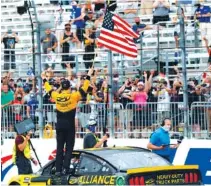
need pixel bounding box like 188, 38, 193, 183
44, 76, 90, 173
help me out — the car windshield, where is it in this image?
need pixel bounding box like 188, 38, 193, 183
104, 151, 171, 170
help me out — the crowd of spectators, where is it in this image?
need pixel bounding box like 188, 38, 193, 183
1, 64, 211, 138
1, 0, 211, 138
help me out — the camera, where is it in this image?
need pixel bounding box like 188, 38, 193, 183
187, 84, 195, 91
7, 29, 13, 37
103, 133, 110, 148
15, 118, 35, 135
48, 78, 55, 86
201, 84, 209, 88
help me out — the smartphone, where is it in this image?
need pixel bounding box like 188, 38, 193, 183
162, 144, 169, 147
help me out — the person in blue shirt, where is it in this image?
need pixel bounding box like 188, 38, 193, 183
70, 1, 85, 46
26, 93, 39, 125
147, 118, 178, 161
195, 0, 211, 46
132, 17, 151, 43
132, 17, 148, 34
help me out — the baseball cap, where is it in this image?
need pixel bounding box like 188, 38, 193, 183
87, 124, 96, 133
61, 79, 71, 89
65, 23, 71, 27
30, 93, 36, 99
7, 29, 12, 34
137, 81, 144, 86
135, 75, 140, 79
17, 78, 23, 82
71, 1, 77, 5
96, 10, 104, 18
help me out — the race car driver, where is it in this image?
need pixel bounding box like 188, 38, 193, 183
44, 67, 93, 178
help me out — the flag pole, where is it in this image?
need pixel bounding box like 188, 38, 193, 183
107, 50, 114, 138
140, 32, 143, 74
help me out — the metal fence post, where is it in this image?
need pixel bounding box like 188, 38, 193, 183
165, 51, 169, 79
157, 24, 160, 73
108, 50, 114, 137
140, 33, 143, 74
178, 7, 189, 138
75, 54, 79, 75
32, 0, 44, 138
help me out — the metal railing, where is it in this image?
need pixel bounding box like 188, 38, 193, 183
190, 102, 211, 139
125, 102, 185, 138
1, 102, 210, 139
1, 20, 209, 76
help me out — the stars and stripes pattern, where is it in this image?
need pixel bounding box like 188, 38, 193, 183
98, 11, 139, 58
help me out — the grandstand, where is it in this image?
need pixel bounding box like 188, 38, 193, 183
1, 0, 211, 139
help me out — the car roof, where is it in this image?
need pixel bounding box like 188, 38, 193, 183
75, 146, 150, 158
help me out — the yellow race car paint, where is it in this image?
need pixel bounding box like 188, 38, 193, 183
127, 165, 199, 174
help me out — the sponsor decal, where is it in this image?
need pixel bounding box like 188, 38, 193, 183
156, 173, 185, 185
69, 175, 116, 185
48, 150, 56, 161
116, 176, 125, 186
23, 177, 30, 183
145, 178, 155, 184
69, 177, 78, 184
1, 155, 14, 181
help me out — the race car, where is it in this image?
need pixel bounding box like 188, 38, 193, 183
8, 147, 202, 185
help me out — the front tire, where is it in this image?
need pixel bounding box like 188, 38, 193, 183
9, 182, 20, 185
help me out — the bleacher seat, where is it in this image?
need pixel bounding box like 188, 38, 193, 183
1, 0, 211, 79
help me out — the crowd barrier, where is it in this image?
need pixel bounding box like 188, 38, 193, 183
190, 102, 211, 139
1, 102, 210, 139
1, 138, 211, 185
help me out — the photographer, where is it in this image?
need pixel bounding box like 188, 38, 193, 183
12, 131, 37, 175
44, 67, 93, 180
1, 29, 19, 70
118, 78, 133, 136
83, 121, 108, 149
154, 79, 171, 124
40, 28, 58, 70
60, 23, 79, 69
83, 22, 96, 70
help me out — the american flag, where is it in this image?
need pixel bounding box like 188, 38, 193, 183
98, 11, 139, 58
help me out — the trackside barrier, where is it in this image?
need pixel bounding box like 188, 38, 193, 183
1, 102, 211, 139
76, 102, 124, 138
1, 104, 39, 139
190, 102, 211, 139
1, 139, 211, 185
